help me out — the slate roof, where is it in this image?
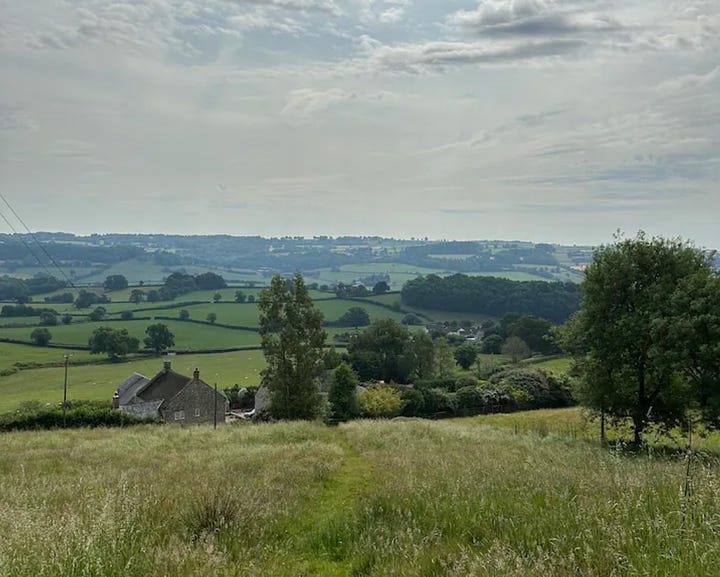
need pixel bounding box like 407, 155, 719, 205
117, 372, 151, 406
135, 369, 192, 402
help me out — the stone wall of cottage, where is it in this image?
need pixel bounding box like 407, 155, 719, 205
160, 380, 227, 426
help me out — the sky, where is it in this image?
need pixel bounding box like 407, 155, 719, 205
1, 0, 718, 247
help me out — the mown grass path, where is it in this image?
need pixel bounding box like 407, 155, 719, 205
271, 425, 374, 576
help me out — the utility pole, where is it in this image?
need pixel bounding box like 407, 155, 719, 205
214, 382, 218, 430
63, 354, 69, 428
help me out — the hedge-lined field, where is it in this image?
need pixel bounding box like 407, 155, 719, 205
0, 419, 718, 576
0, 350, 266, 412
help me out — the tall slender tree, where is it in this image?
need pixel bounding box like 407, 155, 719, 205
259, 273, 326, 419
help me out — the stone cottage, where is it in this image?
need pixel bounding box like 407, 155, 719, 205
113, 361, 227, 426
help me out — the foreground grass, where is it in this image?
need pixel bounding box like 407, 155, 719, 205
1, 419, 719, 576
471, 407, 720, 453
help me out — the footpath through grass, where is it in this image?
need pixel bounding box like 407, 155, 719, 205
2, 418, 720, 576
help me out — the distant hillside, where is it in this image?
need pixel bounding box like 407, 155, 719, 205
0, 233, 592, 288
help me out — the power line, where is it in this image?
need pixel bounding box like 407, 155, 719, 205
0, 206, 58, 280
0, 192, 76, 288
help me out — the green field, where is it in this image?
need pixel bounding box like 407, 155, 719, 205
0, 342, 96, 372
0, 319, 261, 350
70, 258, 267, 285
0, 350, 267, 412
1, 418, 718, 576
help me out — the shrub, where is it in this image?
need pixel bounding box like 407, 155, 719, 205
329, 363, 360, 421
358, 387, 403, 418
39, 310, 58, 326
400, 388, 425, 417
88, 306, 107, 321
401, 313, 423, 326
489, 368, 573, 408
30, 327, 52, 346
455, 376, 479, 390
120, 310, 134, 320
420, 388, 457, 416
455, 384, 515, 415
0, 400, 157, 431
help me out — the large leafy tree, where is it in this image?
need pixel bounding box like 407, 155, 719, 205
144, 323, 175, 354
568, 234, 715, 443
89, 326, 139, 359
259, 273, 326, 420
103, 274, 128, 291
336, 306, 370, 328
347, 319, 412, 382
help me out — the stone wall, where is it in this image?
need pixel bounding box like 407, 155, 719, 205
161, 380, 227, 426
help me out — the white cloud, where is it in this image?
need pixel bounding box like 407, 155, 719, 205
281, 87, 396, 117
0, 0, 718, 246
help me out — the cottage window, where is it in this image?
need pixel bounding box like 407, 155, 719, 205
174, 410, 185, 421
194, 408, 201, 417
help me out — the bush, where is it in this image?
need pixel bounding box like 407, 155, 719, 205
401, 313, 423, 326
89, 306, 107, 321
329, 363, 360, 421
420, 388, 457, 416
489, 368, 573, 408
120, 310, 134, 320
39, 310, 58, 326
30, 327, 52, 346
455, 376, 479, 389
400, 388, 425, 416
455, 384, 515, 415
0, 400, 157, 431
358, 387, 403, 418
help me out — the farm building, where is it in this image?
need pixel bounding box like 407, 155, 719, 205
113, 362, 227, 425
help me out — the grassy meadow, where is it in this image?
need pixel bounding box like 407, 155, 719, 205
1, 418, 719, 576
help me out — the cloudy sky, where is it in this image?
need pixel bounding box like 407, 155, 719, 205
1, 0, 718, 246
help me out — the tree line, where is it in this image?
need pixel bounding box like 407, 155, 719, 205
402, 274, 582, 323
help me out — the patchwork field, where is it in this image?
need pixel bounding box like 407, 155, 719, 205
0, 417, 718, 576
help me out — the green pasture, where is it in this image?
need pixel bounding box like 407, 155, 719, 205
0, 320, 261, 350
75, 259, 266, 284
0, 343, 96, 372
526, 356, 573, 375
0, 350, 267, 412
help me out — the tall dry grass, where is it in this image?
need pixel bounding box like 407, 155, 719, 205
0, 417, 719, 576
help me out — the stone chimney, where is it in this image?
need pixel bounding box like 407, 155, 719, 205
112, 391, 120, 409
163, 361, 171, 372
193, 368, 200, 380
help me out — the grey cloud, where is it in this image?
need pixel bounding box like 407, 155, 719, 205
449, 2, 621, 37
365, 38, 585, 72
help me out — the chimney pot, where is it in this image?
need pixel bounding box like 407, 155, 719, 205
163, 361, 171, 371
193, 368, 200, 380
